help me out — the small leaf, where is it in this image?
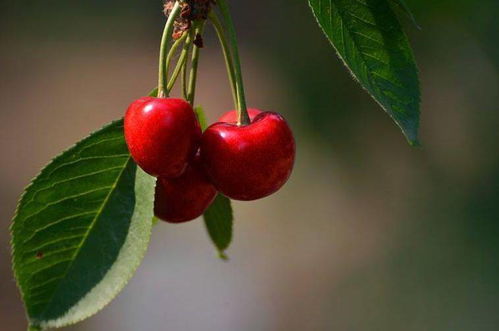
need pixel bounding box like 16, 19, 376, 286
194, 106, 208, 130
194, 106, 234, 259
308, 0, 421, 145
389, 0, 421, 29
148, 87, 158, 97
11, 120, 155, 329
203, 194, 233, 260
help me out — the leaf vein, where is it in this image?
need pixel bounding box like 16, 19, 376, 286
22, 187, 113, 225
22, 211, 97, 244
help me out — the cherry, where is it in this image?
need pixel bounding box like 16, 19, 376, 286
124, 97, 201, 177
154, 159, 217, 223
218, 108, 262, 124
200, 110, 295, 201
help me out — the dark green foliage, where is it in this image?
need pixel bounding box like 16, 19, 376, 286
203, 194, 233, 260
11, 120, 155, 329
308, 0, 421, 144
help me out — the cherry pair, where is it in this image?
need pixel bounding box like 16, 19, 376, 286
124, 97, 295, 224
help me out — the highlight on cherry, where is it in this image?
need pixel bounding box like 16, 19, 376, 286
10, 0, 422, 329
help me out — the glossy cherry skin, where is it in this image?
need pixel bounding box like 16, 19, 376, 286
218, 108, 262, 124
124, 97, 201, 177
200, 111, 295, 201
154, 160, 217, 223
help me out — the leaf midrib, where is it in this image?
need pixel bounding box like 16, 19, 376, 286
35, 156, 133, 321
316, 0, 418, 141
332, 0, 392, 101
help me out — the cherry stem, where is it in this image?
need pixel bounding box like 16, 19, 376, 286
187, 22, 205, 106
208, 11, 238, 109
158, 1, 181, 98
167, 32, 192, 93
181, 30, 194, 100
216, 0, 250, 126
181, 56, 189, 99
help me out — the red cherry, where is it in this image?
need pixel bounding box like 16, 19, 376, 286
154, 160, 217, 223
200, 111, 295, 201
124, 97, 201, 177
218, 108, 262, 124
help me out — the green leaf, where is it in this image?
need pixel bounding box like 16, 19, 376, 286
389, 0, 420, 29
308, 0, 421, 145
194, 106, 234, 259
194, 106, 208, 130
148, 87, 158, 97
203, 194, 233, 260
11, 120, 156, 329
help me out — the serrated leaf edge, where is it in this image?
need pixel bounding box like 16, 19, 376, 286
308, 0, 421, 145
38, 167, 154, 329
10, 120, 155, 329
10, 119, 125, 317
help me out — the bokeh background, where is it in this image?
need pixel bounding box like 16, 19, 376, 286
1, 0, 498, 330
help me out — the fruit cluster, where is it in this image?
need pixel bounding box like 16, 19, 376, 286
124, 98, 295, 223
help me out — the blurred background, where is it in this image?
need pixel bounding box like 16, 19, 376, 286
1, 0, 498, 330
